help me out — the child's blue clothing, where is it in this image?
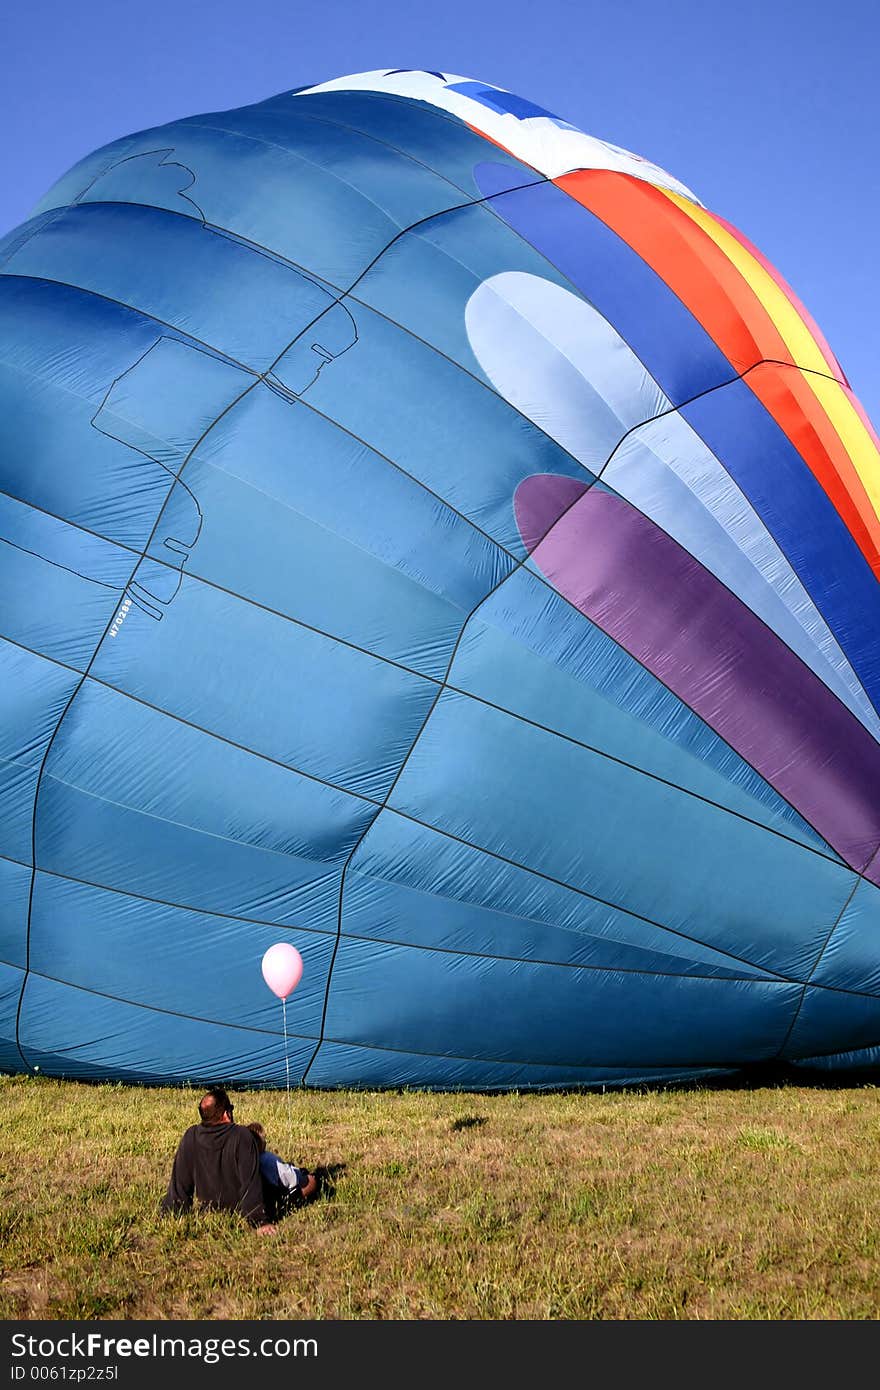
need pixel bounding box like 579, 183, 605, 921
260, 1149, 307, 1192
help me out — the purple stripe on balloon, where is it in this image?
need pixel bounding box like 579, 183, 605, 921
515, 473, 588, 552
515, 474, 880, 882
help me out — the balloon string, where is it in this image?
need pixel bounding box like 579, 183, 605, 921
282, 995, 292, 1155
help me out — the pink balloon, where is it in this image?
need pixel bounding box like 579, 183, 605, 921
261, 943, 303, 1000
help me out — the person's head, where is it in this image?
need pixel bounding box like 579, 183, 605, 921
198, 1086, 234, 1125
246, 1122, 266, 1153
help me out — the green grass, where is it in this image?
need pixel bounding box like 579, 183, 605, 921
2, 1074, 880, 1319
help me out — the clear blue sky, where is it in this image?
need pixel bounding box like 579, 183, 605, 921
3, 0, 878, 421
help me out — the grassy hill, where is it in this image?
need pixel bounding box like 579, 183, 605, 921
2, 1073, 879, 1319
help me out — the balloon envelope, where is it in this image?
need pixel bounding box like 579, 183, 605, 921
261, 944, 303, 1001
2, 70, 880, 1089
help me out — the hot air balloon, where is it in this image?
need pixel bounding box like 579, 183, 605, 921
1, 69, 879, 1088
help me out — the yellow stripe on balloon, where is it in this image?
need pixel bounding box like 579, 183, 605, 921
809, 375, 880, 524
662, 189, 880, 527
662, 189, 828, 372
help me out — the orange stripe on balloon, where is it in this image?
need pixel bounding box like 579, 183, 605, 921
557, 169, 779, 374
747, 364, 880, 576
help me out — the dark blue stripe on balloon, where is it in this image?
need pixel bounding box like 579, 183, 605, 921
683, 382, 880, 714
475, 168, 734, 403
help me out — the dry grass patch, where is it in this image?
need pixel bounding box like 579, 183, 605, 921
1, 1075, 880, 1319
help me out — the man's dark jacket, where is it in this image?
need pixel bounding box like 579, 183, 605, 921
160, 1121, 267, 1226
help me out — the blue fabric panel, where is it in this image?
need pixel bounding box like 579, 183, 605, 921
29, 871, 331, 1035
0, 639, 79, 764
387, 689, 856, 978
2, 203, 337, 373
17, 973, 315, 1084
35, 773, 343, 932
366, 199, 661, 429
0, 961, 25, 1071
301, 299, 587, 554
39, 677, 372, 920
307, 1037, 735, 1091
270, 301, 358, 396
321, 935, 801, 1066
781, 985, 880, 1061
156, 452, 476, 683
0, 280, 180, 547
809, 878, 880, 994
0, 276, 161, 400
0, 493, 132, 592
0, 538, 119, 668
91, 335, 251, 467
176, 104, 465, 224
347, 811, 780, 980
34, 128, 397, 290
191, 386, 511, 612
0, 639, 79, 863
791, 1043, 880, 1073
453, 568, 835, 854
0, 856, 31, 970
47, 679, 372, 868
31, 90, 532, 238
0, 210, 66, 268
246, 89, 534, 201
73, 147, 211, 222
29, 133, 141, 218
476, 167, 735, 403
0, 762, 38, 864
24, 101, 499, 349
683, 380, 880, 714
88, 572, 437, 800
342, 864, 777, 981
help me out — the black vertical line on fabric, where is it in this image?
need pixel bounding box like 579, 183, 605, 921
301, 432, 626, 1085
8, 172, 557, 1073
773, 843, 880, 1062
299, 561, 530, 1085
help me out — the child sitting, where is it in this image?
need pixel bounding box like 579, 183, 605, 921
247, 1123, 319, 1214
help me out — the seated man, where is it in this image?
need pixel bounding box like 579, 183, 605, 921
160, 1086, 275, 1233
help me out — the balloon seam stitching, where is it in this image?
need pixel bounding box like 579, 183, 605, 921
13, 966, 841, 1073
774, 843, 880, 1059
56, 650, 847, 860
0, 536, 124, 591
0, 847, 803, 982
